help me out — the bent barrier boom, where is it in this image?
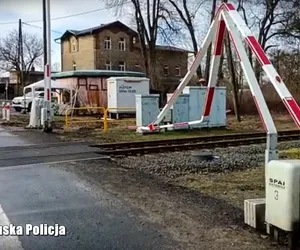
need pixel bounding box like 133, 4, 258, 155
138, 2, 300, 134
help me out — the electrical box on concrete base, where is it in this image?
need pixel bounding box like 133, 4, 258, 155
107, 77, 150, 115
172, 94, 189, 130
182, 87, 202, 128
136, 94, 160, 127
182, 86, 226, 128
265, 160, 300, 232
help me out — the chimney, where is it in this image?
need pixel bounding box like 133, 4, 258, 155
31, 66, 35, 72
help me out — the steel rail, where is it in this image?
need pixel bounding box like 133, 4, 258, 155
96, 133, 300, 156
90, 130, 300, 150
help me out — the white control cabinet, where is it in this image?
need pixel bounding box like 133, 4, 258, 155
107, 77, 150, 113
265, 159, 300, 232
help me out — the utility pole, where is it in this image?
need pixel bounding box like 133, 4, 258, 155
43, 0, 47, 69
42, 0, 53, 132
5, 78, 8, 100
18, 19, 24, 96
19, 19, 27, 113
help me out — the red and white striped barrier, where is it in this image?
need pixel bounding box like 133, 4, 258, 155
2, 102, 6, 120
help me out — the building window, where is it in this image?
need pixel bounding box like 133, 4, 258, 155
132, 37, 136, 44
119, 38, 126, 51
105, 60, 111, 70
175, 66, 181, 76
119, 61, 126, 71
163, 65, 169, 76
73, 61, 76, 71
101, 79, 107, 91
71, 38, 77, 52
104, 36, 111, 50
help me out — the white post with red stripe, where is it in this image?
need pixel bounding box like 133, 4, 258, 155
43, 0, 53, 132
2, 102, 6, 120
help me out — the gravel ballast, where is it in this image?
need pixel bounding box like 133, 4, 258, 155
115, 141, 300, 178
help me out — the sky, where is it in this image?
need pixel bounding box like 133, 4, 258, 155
0, 0, 210, 73
0, 0, 133, 70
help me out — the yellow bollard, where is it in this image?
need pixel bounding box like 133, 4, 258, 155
103, 109, 108, 132
65, 111, 69, 129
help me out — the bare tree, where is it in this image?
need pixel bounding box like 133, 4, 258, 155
51, 62, 61, 72
168, 0, 206, 78
0, 29, 43, 90
204, 0, 217, 81
219, 0, 241, 121
236, 0, 253, 66
276, 0, 300, 40
236, 0, 297, 81
270, 47, 300, 90
106, 0, 178, 91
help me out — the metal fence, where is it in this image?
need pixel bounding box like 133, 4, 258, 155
64, 106, 136, 132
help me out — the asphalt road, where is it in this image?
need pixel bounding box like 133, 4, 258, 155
0, 127, 175, 250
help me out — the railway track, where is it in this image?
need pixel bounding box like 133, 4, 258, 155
91, 130, 300, 156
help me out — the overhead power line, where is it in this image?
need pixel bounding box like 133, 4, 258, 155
0, 2, 130, 26
22, 22, 62, 34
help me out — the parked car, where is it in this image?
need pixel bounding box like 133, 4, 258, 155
12, 91, 56, 112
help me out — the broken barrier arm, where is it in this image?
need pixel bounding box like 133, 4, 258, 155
222, 10, 278, 162
146, 16, 219, 131
225, 4, 300, 129
200, 15, 226, 121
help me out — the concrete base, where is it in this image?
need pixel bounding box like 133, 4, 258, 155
244, 198, 266, 231
191, 151, 214, 161
136, 127, 160, 135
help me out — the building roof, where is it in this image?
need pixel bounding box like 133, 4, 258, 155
8, 70, 59, 75
58, 21, 138, 41
154, 45, 192, 53
52, 70, 146, 79
57, 21, 191, 53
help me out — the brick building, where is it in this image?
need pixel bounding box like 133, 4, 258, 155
58, 21, 190, 89
0, 69, 45, 98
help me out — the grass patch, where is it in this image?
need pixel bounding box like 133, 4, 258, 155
59, 113, 299, 142
0, 114, 66, 128
176, 167, 265, 208
228, 113, 297, 132
59, 126, 239, 143
280, 148, 300, 159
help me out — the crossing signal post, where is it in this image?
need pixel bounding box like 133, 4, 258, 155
42, 0, 53, 132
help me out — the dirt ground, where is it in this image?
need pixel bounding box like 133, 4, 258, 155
176, 167, 265, 209
64, 159, 288, 250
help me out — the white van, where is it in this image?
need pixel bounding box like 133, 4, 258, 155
12, 91, 56, 112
